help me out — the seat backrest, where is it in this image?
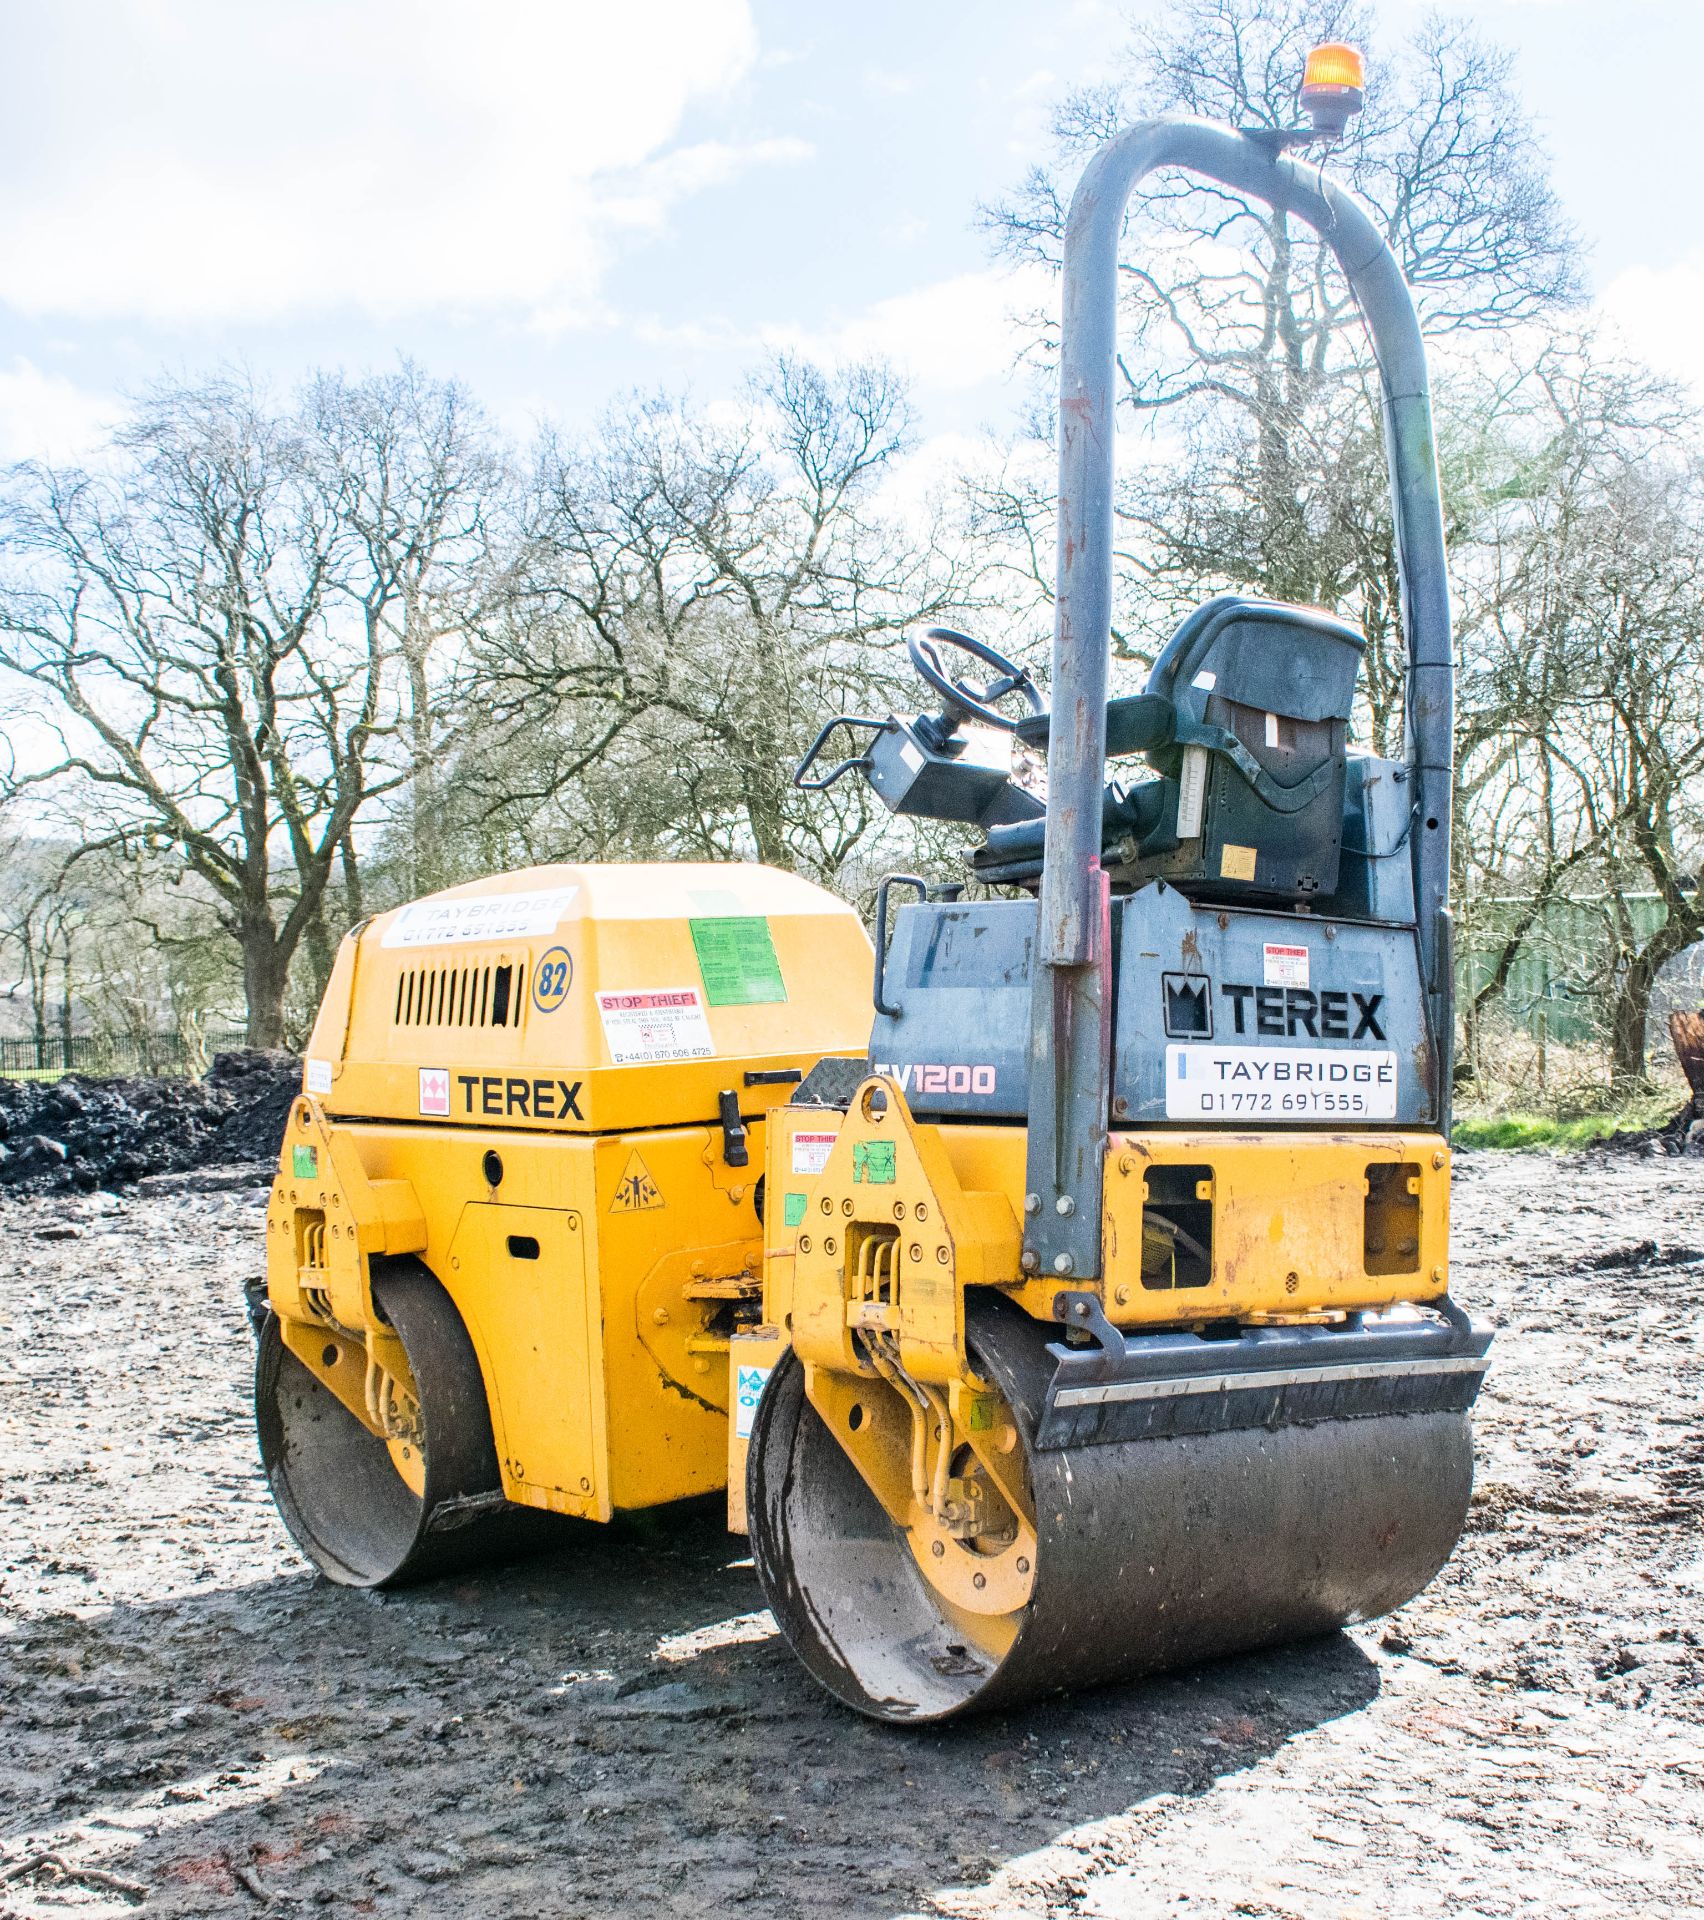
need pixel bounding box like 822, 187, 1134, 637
1147, 594, 1363, 754
1119, 595, 1366, 902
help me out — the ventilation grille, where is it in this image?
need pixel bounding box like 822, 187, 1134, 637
394, 961, 526, 1029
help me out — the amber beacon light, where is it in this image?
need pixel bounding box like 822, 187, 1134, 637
1299, 42, 1366, 137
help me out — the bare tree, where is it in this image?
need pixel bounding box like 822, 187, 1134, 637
0, 830, 81, 1067
1448, 341, 1704, 1087
302, 363, 506, 904
0, 367, 499, 1045
459, 354, 983, 887
981, 0, 1580, 742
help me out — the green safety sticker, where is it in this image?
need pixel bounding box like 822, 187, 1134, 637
689, 916, 787, 1006
292, 1144, 318, 1178
965, 1395, 994, 1433
783, 1190, 808, 1228
852, 1140, 896, 1185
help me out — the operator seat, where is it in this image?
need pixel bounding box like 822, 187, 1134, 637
973, 595, 1365, 903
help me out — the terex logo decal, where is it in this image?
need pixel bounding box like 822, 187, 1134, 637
872, 1061, 997, 1095
452, 1073, 584, 1120
1219, 983, 1385, 1042
1162, 973, 1212, 1038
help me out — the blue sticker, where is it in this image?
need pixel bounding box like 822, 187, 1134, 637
735, 1363, 772, 1440
533, 946, 573, 1012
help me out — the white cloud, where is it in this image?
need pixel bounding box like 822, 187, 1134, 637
0, 359, 113, 464
0, 0, 788, 327
765, 265, 1055, 395
1598, 256, 1704, 395
877, 427, 993, 523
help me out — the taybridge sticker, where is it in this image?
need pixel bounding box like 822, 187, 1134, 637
610, 1150, 664, 1212
381, 885, 577, 949
1166, 1043, 1397, 1120
304, 1057, 333, 1095
532, 946, 573, 1013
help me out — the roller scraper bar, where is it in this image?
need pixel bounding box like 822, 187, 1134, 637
1025, 121, 1456, 1283
1037, 1294, 1492, 1452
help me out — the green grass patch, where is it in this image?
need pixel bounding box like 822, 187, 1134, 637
1451, 1100, 1676, 1151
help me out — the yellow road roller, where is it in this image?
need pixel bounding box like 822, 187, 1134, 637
253, 56, 1492, 1722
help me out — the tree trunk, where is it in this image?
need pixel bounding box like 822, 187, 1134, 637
59, 946, 73, 1067
1609, 906, 1704, 1089
242, 931, 292, 1050
1609, 948, 1660, 1089
306, 911, 334, 1003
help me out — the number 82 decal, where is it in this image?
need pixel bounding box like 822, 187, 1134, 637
533, 946, 573, 1012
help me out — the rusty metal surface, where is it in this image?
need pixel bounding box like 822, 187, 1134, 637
1669, 1011, 1704, 1098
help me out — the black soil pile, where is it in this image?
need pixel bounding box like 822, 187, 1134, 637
1582, 1101, 1697, 1158
0, 1049, 298, 1197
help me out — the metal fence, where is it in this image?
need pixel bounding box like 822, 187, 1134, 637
0, 1028, 250, 1080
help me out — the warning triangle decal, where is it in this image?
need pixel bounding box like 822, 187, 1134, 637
610, 1150, 664, 1213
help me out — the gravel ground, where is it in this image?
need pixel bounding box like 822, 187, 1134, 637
1, 1150, 1701, 1918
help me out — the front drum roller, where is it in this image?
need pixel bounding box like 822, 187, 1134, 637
256, 1258, 546, 1587
748, 1294, 1476, 1723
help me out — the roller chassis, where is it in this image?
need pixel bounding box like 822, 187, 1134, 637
253, 69, 1495, 1725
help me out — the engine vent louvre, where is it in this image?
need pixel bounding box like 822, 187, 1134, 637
393, 962, 527, 1028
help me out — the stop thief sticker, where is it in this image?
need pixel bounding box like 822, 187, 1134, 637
791, 1130, 836, 1176
1263, 942, 1310, 988
595, 987, 714, 1065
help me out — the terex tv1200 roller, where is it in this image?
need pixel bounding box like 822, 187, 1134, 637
252, 45, 1492, 1722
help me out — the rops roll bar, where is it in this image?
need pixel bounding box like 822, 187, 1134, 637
1023, 120, 1455, 1283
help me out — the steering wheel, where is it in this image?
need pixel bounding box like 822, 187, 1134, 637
905, 627, 1046, 733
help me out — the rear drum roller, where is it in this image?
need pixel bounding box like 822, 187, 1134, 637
256, 1258, 546, 1587
748, 1294, 1476, 1722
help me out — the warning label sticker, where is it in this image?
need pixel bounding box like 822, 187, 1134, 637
791, 1130, 837, 1176
1263, 943, 1310, 988
610, 1150, 664, 1213
381, 885, 577, 949
595, 987, 714, 1065
734, 1363, 772, 1439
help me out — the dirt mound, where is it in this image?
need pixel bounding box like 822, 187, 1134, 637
0, 1049, 298, 1197
1582, 1103, 1697, 1158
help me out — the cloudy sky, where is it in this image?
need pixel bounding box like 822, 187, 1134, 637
0, 0, 1696, 467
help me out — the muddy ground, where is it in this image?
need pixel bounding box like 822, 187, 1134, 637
1, 1150, 1701, 1919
